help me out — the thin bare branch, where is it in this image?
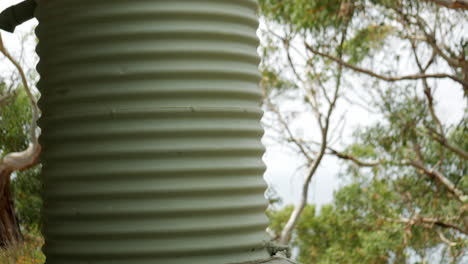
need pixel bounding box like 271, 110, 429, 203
408, 159, 467, 203
284, 40, 304, 85
328, 148, 383, 167
437, 230, 457, 247
264, 97, 314, 163
425, 125, 468, 160
422, 0, 468, 10
408, 37, 450, 169
410, 12, 467, 70
303, 42, 468, 87
0, 33, 41, 180
415, 217, 466, 234
279, 26, 348, 245
383, 215, 467, 234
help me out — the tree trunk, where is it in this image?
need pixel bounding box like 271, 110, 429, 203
0, 170, 22, 248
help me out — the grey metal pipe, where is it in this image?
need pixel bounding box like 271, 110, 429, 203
0, 0, 36, 33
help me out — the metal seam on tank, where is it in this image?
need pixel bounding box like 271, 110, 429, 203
40, 112, 264, 123
41, 86, 263, 101
40, 107, 263, 121
43, 94, 263, 107
41, 123, 264, 135
40, 83, 263, 98
35, 70, 262, 86
38, 59, 262, 73
40, 131, 265, 142
37, 71, 262, 88
41, 52, 261, 71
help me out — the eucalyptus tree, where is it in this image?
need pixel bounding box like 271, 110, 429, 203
0, 33, 40, 247
259, 0, 467, 257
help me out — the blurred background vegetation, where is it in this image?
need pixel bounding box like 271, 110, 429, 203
260, 0, 467, 262
0, 85, 43, 263
0, 0, 467, 263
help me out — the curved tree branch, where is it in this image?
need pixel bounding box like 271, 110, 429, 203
0, 33, 41, 180
383, 215, 467, 235
328, 148, 383, 167
408, 159, 467, 203
304, 42, 468, 87
425, 126, 468, 160
423, 0, 468, 10
0, 32, 41, 247
279, 26, 348, 245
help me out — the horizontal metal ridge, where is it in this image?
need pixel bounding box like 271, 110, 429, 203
39, 12, 258, 38
36, 70, 261, 89
45, 176, 266, 198
40, 130, 264, 142
39, 106, 263, 120
40, 78, 261, 95
41, 50, 260, 72
43, 238, 267, 259
46, 221, 268, 239
42, 164, 266, 180
45, 251, 268, 264
37, 32, 259, 58
38, 0, 258, 23
44, 186, 267, 201
44, 198, 268, 218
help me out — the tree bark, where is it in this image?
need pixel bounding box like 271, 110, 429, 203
0, 33, 41, 249
0, 144, 40, 247
0, 169, 22, 247
424, 0, 468, 10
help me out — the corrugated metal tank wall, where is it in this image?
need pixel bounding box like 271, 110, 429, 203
35, 0, 269, 263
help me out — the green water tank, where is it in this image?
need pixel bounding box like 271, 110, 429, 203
35, 0, 269, 263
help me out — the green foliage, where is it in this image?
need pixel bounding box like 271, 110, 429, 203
261, 0, 467, 257
0, 232, 44, 264
11, 165, 42, 232
261, 69, 298, 93
259, 0, 355, 32
258, 0, 398, 100
267, 92, 467, 262
0, 85, 31, 156
269, 177, 466, 263
342, 24, 396, 64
